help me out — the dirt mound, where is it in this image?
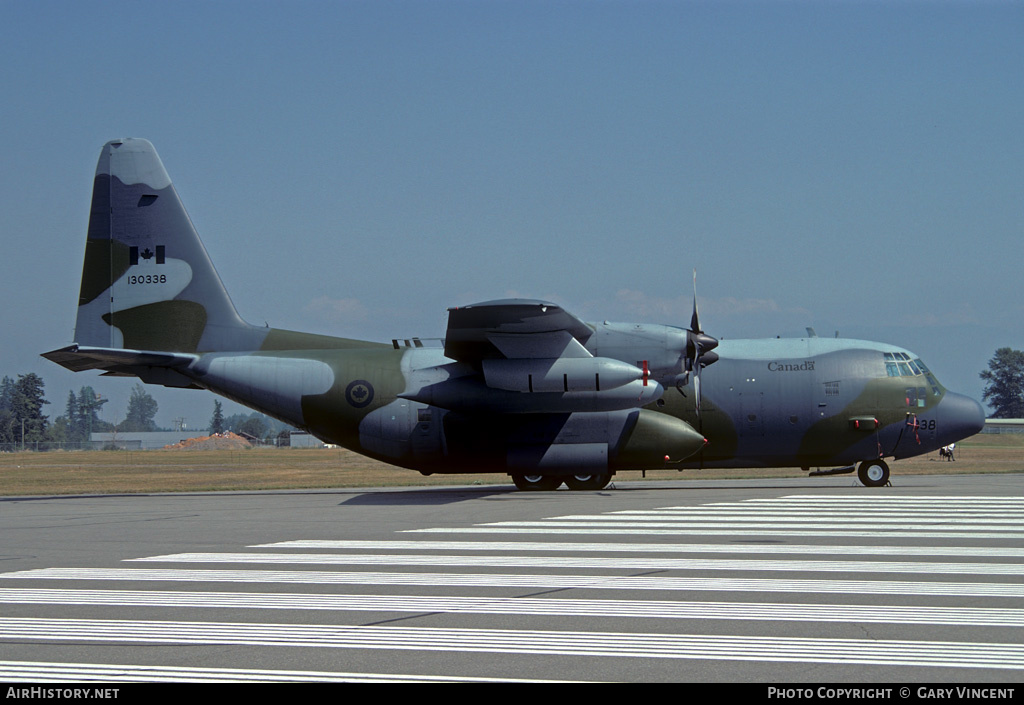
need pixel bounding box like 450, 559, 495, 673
163, 432, 252, 451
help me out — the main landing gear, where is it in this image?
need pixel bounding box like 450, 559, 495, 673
563, 473, 613, 491
511, 474, 563, 491
510, 473, 613, 491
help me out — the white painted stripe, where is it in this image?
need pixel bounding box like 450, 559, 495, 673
259, 540, 1024, 558
408, 525, 1024, 539
491, 519, 1024, 530
0, 660, 561, 683
744, 496, 1024, 503
395, 495, 1024, 538
2, 618, 1022, 669
6, 568, 1024, 597
3, 588, 1024, 627
609, 509, 1024, 518
126, 552, 1024, 576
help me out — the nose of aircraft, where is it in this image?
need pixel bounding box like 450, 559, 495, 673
936, 391, 986, 444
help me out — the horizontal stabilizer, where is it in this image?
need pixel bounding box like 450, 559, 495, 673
41, 344, 197, 373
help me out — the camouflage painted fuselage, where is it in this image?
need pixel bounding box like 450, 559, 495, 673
160, 331, 982, 475
45, 139, 985, 485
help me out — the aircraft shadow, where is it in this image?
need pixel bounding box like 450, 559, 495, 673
338, 485, 517, 506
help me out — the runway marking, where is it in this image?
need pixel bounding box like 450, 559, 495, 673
4, 493, 1023, 680
260, 540, 1024, 558
402, 495, 1024, 538
6, 568, 1024, 597
125, 552, 1024, 576
634, 505, 1024, 513
2, 618, 1023, 670
481, 520, 1024, 531
409, 526, 1024, 539
721, 506, 1024, 512
0, 660, 562, 683
3, 588, 1024, 626
740, 496, 1024, 504
593, 512, 1024, 522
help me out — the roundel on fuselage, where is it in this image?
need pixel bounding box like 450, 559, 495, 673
345, 379, 375, 408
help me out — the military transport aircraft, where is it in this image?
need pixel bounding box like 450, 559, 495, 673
44, 139, 985, 490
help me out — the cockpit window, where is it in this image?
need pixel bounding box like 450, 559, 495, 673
885, 353, 922, 377
884, 353, 942, 395
915, 359, 942, 395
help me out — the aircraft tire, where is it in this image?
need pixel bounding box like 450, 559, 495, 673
857, 459, 890, 488
511, 474, 563, 491
563, 473, 612, 491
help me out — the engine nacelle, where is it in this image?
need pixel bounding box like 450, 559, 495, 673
482, 356, 644, 393
400, 374, 664, 414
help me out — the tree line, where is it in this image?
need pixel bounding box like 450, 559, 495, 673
0, 373, 290, 448
0, 375, 161, 446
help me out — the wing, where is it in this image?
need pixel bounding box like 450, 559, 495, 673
443, 299, 594, 363
402, 299, 655, 413
409, 299, 705, 469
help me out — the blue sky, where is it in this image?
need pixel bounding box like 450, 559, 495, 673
1, 0, 1021, 428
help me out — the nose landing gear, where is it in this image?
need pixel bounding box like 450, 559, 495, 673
857, 459, 890, 487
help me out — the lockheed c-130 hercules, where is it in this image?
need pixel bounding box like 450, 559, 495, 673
44, 139, 986, 490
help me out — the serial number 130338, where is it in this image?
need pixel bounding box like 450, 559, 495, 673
128, 274, 167, 285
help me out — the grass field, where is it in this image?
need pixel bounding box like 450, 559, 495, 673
0, 433, 1021, 496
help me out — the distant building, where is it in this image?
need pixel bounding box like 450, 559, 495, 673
90, 430, 212, 450
289, 431, 325, 448
89, 429, 327, 449
982, 419, 1024, 434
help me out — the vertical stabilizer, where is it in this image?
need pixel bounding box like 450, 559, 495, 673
75, 139, 262, 353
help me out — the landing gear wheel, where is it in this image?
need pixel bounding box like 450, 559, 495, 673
857, 459, 890, 488
563, 473, 612, 491
511, 474, 563, 491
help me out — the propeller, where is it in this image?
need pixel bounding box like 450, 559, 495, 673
679, 270, 719, 417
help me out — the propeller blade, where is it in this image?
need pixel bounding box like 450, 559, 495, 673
693, 366, 702, 418
686, 269, 718, 418
690, 269, 702, 334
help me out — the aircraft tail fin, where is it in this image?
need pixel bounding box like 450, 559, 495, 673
73, 138, 262, 354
